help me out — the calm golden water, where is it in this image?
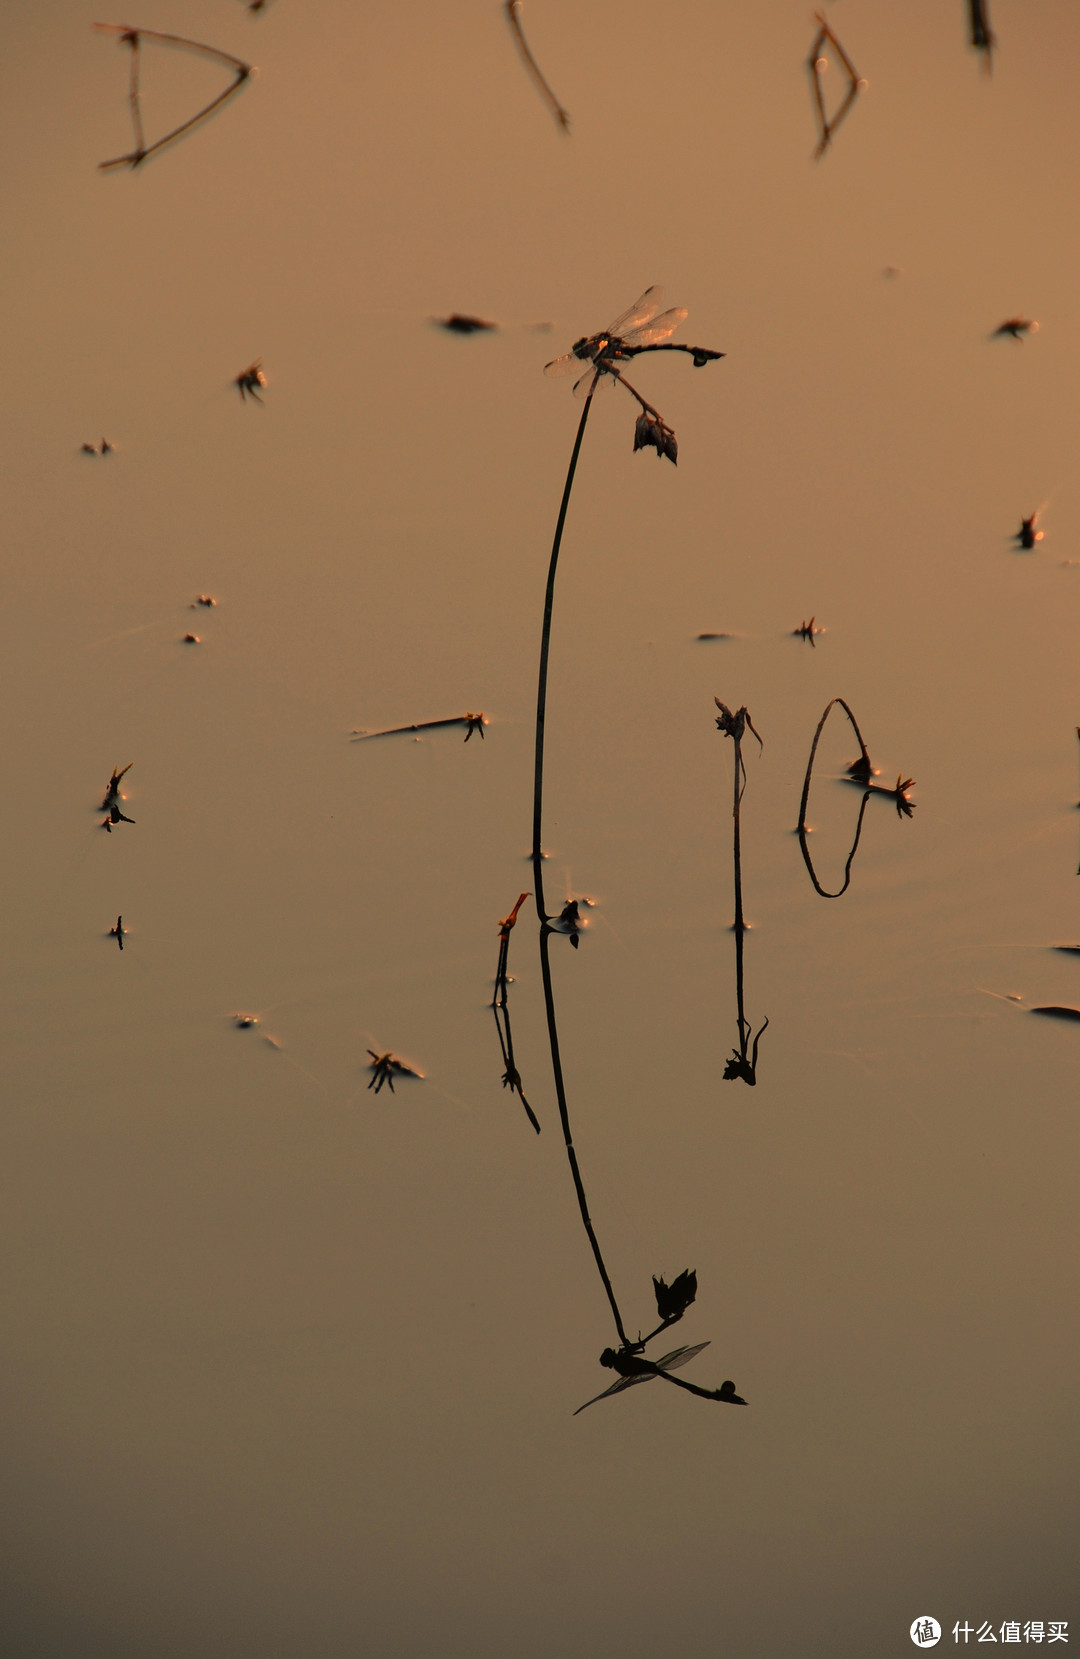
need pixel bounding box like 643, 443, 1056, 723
2, 2, 1077, 1653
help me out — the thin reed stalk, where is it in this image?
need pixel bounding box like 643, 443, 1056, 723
531, 377, 630, 1350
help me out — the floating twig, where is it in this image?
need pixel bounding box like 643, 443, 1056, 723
793, 616, 824, 645
94, 24, 253, 171
807, 12, 866, 159
101, 761, 133, 811
351, 712, 487, 743
968, 0, 995, 72
504, 0, 571, 133
865, 774, 916, 818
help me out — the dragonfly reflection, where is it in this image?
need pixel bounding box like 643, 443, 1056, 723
573, 1341, 747, 1414
544, 287, 722, 399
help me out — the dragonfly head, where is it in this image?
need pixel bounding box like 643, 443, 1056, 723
598, 1347, 619, 1370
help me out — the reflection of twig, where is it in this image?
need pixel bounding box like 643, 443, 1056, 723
807, 12, 866, 160
94, 24, 253, 170
714, 703, 767, 1084
504, 0, 571, 133
491, 895, 540, 1134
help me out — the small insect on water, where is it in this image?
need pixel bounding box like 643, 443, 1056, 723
108, 915, 125, 951
235, 360, 267, 402
793, 617, 824, 645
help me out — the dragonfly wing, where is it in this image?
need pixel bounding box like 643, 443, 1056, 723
572, 365, 615, 399
544, 350, 587, 379
654, 1341, 710, 1373
573, 1372, 654, 1414
605, 285, 665, 337
621, 307, 689, 349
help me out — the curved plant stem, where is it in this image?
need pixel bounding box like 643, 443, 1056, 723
531, 380, 630, 1350
797, 697, 873, 898
532, 384, 595, 909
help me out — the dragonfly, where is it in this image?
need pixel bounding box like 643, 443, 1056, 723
544, 287, 722, 398
573, 1341, 747, 1413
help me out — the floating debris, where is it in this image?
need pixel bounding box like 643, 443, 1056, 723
864, 774, 916, 818
351, 712, 487, 743
235, 359, 267, 402
101, 762, 132, 811
968, 0, 995, 69
1015, 513, 1044, 550
94, 24, 253, 171
435, 314, 498, 334
366, 1049, 424, 1095
504, 0, 571, 133
807, 11, 867, 159
992, 317, 1038, 341
192, 595, 217, 608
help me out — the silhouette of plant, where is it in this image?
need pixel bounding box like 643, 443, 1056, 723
531, 290, 724, 1362
714, 702, 768, 1085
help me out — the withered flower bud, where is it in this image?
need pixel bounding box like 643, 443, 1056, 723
633, 412, 678, 465
653, 1268, 698, 1323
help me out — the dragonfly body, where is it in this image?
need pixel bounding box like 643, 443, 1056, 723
545, 288, 720, 399
574, 1340, 747, 1413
